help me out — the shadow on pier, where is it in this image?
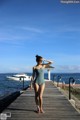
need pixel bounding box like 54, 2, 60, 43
0, 86, 29, 113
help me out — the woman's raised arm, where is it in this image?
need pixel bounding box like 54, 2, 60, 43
42, 59, 53, 68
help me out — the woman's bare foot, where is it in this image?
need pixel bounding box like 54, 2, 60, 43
37, 106, 40, 113
40, 109, 45, 113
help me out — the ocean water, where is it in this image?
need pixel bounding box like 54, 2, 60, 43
0, 73, 80, 98
0, 73, 30, 98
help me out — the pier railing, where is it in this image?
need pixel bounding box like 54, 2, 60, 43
53, 75, 80, 111
53, 75, 80, 99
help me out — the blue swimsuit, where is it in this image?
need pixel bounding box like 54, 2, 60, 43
34, 68, 45, 85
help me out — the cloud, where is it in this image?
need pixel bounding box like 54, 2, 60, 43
20, 26, 43, 33
9, 66, 32, 73
0, 25, 44, 44
54, 65, 80, 73
53, 53, 80, 65
0, 34, 30, 42
52, 53, 80, 73
48, 25, 80, 38
57, 25, 80, 33
10, 67, 20, 72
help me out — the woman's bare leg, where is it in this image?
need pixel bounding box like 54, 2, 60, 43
34, 83, 40, 112
39, 83, 45, 113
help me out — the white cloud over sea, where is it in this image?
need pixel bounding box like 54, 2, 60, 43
54, 65, 80, 73
9, 66, 32, 73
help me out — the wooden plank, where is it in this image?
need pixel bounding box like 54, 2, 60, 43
2, 81, 80, 120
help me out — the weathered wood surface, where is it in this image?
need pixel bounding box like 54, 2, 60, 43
3, 81, 80, 120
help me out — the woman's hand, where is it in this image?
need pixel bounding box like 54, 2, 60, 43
43, 58, 53, 63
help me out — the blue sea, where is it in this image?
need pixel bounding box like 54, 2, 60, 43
0, 73, 80, 98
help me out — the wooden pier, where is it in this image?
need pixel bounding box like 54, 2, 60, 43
2, 81, 80, 120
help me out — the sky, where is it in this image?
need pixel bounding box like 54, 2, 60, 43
0, 0, 80, 73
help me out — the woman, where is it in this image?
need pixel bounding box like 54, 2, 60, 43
31, 55, 53, 113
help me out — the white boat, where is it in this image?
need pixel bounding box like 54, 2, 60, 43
7, 73, 32, 81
